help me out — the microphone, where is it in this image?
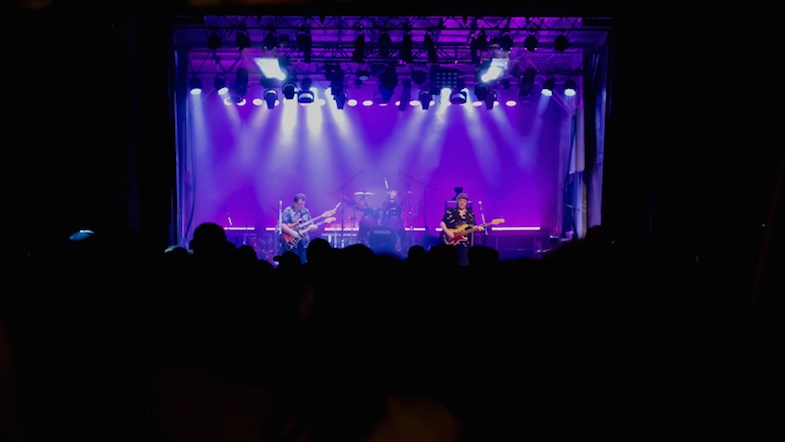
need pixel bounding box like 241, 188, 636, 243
384, 177, 389, 190
477, 200, 487, 235
225, 204, 233, 226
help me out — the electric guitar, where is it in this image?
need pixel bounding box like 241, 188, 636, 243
442, 218, 505, 245
282, 202, 340, 248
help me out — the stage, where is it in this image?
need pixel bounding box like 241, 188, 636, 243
224, 225, 551, 262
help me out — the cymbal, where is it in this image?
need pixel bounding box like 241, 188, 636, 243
354, 191, 375, 196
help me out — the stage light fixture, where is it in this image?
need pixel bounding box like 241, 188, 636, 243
524, 34, 538, 52
254, 57, 287, 81
228, 95, 245, 106
450, 89, 467, 105
326, 65, 345, 95
214, 76, 228, 94
564, 78, 577, 96
378, 65, 398, 102
334, 90, 347, 109
282, 82, 296, 100
484, 90, 497, 109
400, 34, 413, 63
418, 90, 432, 109
263, 32, 278, 50
352, 34, 366, 63
236, 31, 250, 50
357, 69, 370, 81
207, 32, 222, 51
474, 83, 489, 101
480, 58, 508, 82
296, 32, 312, 62
555, 34, 569, 52
498, 34, 514, 52
189, 77, 202, 95
297, 78, 314, 103
264, 89, 278, 109
432, 67, 460, 89
542, 78, 555, 96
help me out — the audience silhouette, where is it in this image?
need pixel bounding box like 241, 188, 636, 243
0, 221, 775, 442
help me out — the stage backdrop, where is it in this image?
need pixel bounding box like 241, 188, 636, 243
178, 90, 576, 249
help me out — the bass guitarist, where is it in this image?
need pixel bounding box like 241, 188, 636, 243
280, 193, 337, 263
440, 192, 483, 266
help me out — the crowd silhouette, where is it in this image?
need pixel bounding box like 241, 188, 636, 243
0, 222, 778, 442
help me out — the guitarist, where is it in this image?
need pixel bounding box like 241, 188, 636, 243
280, 193, 315, 263
439, 192, 483, 265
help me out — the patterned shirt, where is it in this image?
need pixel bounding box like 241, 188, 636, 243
282, 206, 313, 249
442, 208, 476, 247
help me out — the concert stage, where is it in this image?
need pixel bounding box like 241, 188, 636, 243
224, 225, 550, 262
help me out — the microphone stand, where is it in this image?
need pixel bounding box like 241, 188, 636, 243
401, 182, 416, 248
478, 200, 487, 246
277, 200, 283, 255
398, 169, 438, 245
333, 168, 363, 248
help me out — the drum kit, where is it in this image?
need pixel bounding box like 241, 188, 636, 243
341, 189, 415, 251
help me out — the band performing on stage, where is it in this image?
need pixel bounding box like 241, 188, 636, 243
274, 179, 502, 263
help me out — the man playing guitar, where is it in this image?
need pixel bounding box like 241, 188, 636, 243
280, 193, 337, 263
440, 192, 483, 266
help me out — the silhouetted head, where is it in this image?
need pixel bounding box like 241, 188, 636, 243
468, 245, 500, 267
236, 244, 259, 262
306, 237, 333, 264
274, 250, 302, 269
190, 222, 230, 257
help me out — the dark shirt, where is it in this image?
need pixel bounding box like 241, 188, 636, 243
442, 207, 476, 247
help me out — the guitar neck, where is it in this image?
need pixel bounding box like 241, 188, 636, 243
298, 202, 340, 227
296, 214, 323, 228
459, 219, 502, 233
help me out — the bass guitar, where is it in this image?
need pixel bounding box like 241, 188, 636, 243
442, 218, 505, 245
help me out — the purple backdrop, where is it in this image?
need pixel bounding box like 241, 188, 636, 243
181, 90, 574, 243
